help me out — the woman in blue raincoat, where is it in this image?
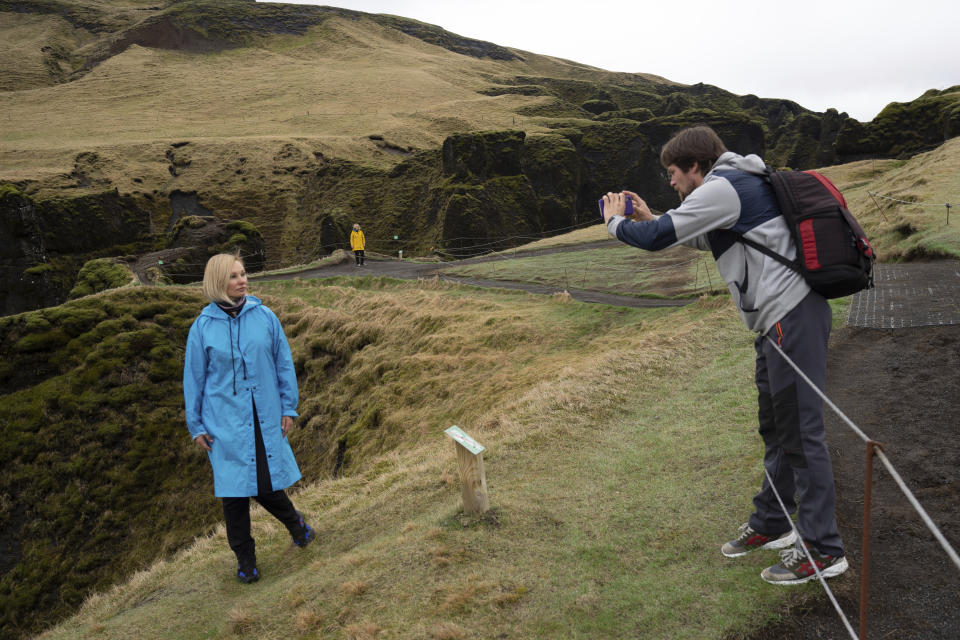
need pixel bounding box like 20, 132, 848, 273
184, 254, 314, 583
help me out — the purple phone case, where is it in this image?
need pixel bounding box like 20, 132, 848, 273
598, 196, 633, 219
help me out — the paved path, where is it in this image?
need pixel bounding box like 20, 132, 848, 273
255, 242, 691, 309
847, 261, 960, 328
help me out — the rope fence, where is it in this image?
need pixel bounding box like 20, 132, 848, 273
867, 191, 955, 224
761, 463, 859, 639
762, 334, 960, 639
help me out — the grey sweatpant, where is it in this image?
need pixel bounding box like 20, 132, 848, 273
748, 291, 845, 557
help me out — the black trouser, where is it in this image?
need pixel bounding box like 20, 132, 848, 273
354, 249, 365, 265
748, 291, 844, 557
222, 399, 302, 564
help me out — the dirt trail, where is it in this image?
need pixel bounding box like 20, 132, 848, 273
745, 262, 960, 640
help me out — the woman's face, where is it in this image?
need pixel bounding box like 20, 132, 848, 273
226, 260, 247, 301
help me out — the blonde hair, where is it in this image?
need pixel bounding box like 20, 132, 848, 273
202, 253, 244, 304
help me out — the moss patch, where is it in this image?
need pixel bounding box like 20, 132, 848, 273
68, 258, 135, 299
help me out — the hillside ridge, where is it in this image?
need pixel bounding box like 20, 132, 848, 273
1, 0, 958, 318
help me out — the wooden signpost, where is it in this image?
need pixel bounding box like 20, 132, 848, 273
444, 425, 489, 515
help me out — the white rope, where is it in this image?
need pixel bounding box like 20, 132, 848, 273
763, 337, 871, 443
867, 192, 955, 208
762, 466, 859, 639
763, 335, 960, 571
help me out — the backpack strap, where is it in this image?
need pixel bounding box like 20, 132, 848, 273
734, 235, 801, 273
735, 164, 801, 273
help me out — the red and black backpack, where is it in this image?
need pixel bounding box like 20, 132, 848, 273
737, 168, 875, 299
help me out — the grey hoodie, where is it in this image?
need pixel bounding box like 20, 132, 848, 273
608, 151, 812, 334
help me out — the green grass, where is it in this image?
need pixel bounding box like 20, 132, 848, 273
28, 284, 819, 640
0, 217, 908, 640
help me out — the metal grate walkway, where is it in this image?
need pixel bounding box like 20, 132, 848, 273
847, 261, 960, 328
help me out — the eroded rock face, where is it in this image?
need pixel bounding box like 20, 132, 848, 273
428, 113, 768, 252
0, 186, 152, 316
0, 185, 265, 316
442, 130, 526, 181
128, 215, 265, 285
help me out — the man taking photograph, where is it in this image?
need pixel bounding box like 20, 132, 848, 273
601, 125, 847, 585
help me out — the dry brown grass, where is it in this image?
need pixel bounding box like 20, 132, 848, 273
294, 609, 324, 634
818, 137, 960, 260
30, 278, 822, 639
494, 224, 611, 253
344, 621, 383, 640
429, 622, 467, 640
227, 603, 257, 635
0, 13, 616, 185
0, 13, 94, 91
438, 581, 494, 613
340, 580, 370, 597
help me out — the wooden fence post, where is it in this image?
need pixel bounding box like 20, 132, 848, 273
444, 426, 489, 514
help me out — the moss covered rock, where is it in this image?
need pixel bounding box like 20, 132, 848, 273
836, 86, 960, 160
68, 259, 134, 299
441, 130, 526, 181
128, 216, 266, 285
582, 98, 617, 115
0, 288, 214, 638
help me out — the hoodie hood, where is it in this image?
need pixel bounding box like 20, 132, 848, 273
710, 151, 768, 177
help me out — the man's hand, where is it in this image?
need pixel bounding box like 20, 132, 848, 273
195, 433, 213, 452
282, 416, 294, 438
622, 190, 655, 221
601, 192, 626, 223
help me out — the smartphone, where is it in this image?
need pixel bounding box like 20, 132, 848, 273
598, 195, 634, 219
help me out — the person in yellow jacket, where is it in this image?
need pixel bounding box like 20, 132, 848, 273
350, 223, 366, 266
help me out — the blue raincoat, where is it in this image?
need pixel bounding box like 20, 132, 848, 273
183, 295, 301, 497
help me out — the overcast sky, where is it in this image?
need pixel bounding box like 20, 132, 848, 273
259, 0, 958, 122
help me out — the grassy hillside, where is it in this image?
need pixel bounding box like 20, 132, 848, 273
2, 0, 959, 633
443, 240, 725, 299
0, 1, 652, 175
0, 256, 705, 639
4, 125, 958, 640
33, 285, 800, 640
818, 136, 960, 261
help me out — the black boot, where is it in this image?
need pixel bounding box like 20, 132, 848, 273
236, 552, 259, 583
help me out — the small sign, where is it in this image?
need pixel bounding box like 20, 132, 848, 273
393, 235, 399, 240
157, 260, 164, 265
444, 425, 485, 455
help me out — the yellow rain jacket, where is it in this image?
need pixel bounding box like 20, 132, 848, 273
350, 229, 365, 251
